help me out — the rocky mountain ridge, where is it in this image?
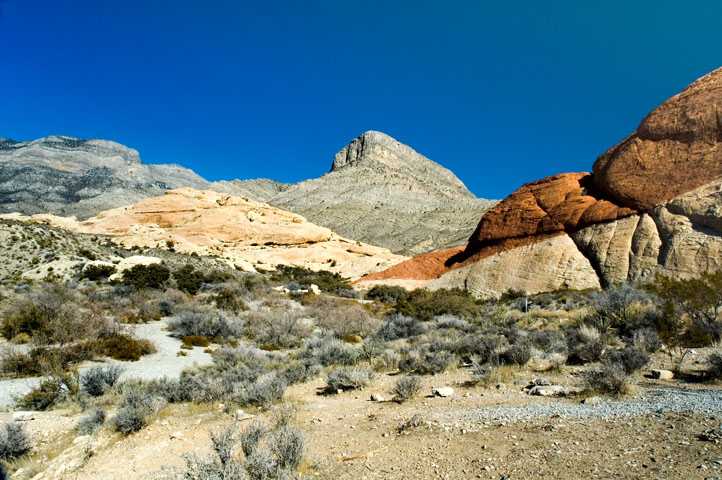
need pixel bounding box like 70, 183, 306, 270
218, 131, 497, 255
0, 136, 210, 219
359, 66, 722, 297
0, 132, 496, 256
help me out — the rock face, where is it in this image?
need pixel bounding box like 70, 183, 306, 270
0, 136, 210, 219
359, 66, 722, 297
217, 131, 497, 256
2, 188, 405, 279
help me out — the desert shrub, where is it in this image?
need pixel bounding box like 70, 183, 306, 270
158, 299, 176, 316
651, 272, 722, 349
240, 420, 268, 457
708, 350, 722, 380
245, 309, 310, 349
0, 421, 31, 461
375, 314, 428, 341
168, 311, 242, 340
392, 375, 422, 403
75, 407, 106, 434
604, 346, 649, 374
366, 285, 409, 304
80, 264, 116, 281
372, 348, 401, 372
325, 366, 373, 393
529, 329, 568, 355
500, 341, 533, 366
399, 350, 457, 375
182, 335, 211, 349
270, 265, 350, 293
589, 283, 650, 334
565, 325, 605, 365
272, 425, 304, 470
0, 301, 49, 340
173, 265, 206, 295
121, 263, 170, 290
81, 365, 124, 397
213, 288, 247, 313
310, 297, 379, 338
97, 334, 156, 361
300, 338, 361, 366
281, 361, 322, 385
242, 372, 288, 408
453, 333, 507, 364
435, 314, 473, 332
469, 358, 491, 385
112, 389, 163, 435
245, 447, 278, 480
17, 377, 68, 410
396, 288, 481, 321
0, 349, 40, 377
628, 327, 663, 354
146, 376, 197, 403
582, 364, 633, 397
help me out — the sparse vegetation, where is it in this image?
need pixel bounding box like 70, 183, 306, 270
0, 421, 31, 461
392, 375, 422, 402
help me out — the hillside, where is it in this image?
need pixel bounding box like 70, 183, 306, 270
215, 131, 497, 255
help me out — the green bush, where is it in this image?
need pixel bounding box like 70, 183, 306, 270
80, 264, 116, 281
270, 265, 350, 293
97, 334, 157, 361
396, 288, 481, 321
366, 285, 409, 304
17, 377, 68, 410
173, 264, 205, 295
121, 263, 170, 289
214, 288, 247, 313
0, 302, 49, 340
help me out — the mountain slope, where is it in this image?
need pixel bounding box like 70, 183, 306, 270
217, 131, 497, 255
0, 136, 210, 219
1, 188, 405, 279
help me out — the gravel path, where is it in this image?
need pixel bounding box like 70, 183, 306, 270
426, 387, 722, 428
0, 319, 213, 410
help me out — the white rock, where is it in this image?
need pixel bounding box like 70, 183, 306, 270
13, 411, 36, 421
651, 369, 674, 380
370, 392, 385, 402
432, 386, 454, 397
528, 385, 566, 397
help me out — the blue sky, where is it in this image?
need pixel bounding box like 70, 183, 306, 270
1, 1, 721, 199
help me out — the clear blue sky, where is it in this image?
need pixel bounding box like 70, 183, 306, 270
1, 1, 721, 199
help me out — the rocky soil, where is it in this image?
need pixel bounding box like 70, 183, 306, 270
4, 359, 721, 480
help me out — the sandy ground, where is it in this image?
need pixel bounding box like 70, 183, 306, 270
3, 363, 722, 480
0, 319, 213, 410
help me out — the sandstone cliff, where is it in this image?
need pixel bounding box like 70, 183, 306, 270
1, 188, 405, 279
358, 67, 722, 297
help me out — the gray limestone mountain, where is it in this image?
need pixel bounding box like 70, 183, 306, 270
0, 136, 210, 219
0, 132, 495, 255
214, 131, 497, 255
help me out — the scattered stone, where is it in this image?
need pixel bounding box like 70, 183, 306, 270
370, 392, 385, 402
170, 431, 183, 440
583, 396, 602, 405
13, 411, 36, 421
72, 435, 91, 445
533, 378, 551, 386
432, 387, 454, 397
528, 385, 566, 397
234, 409, 255, 421
651, 369, 674, 380
515, 380, 529, 387
496, 383, 506, 390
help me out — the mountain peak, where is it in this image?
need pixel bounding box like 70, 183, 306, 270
330, 130, 428, 172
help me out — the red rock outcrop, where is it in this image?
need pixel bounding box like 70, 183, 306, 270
358, 66, 722, 297
593, 67, 722, 210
